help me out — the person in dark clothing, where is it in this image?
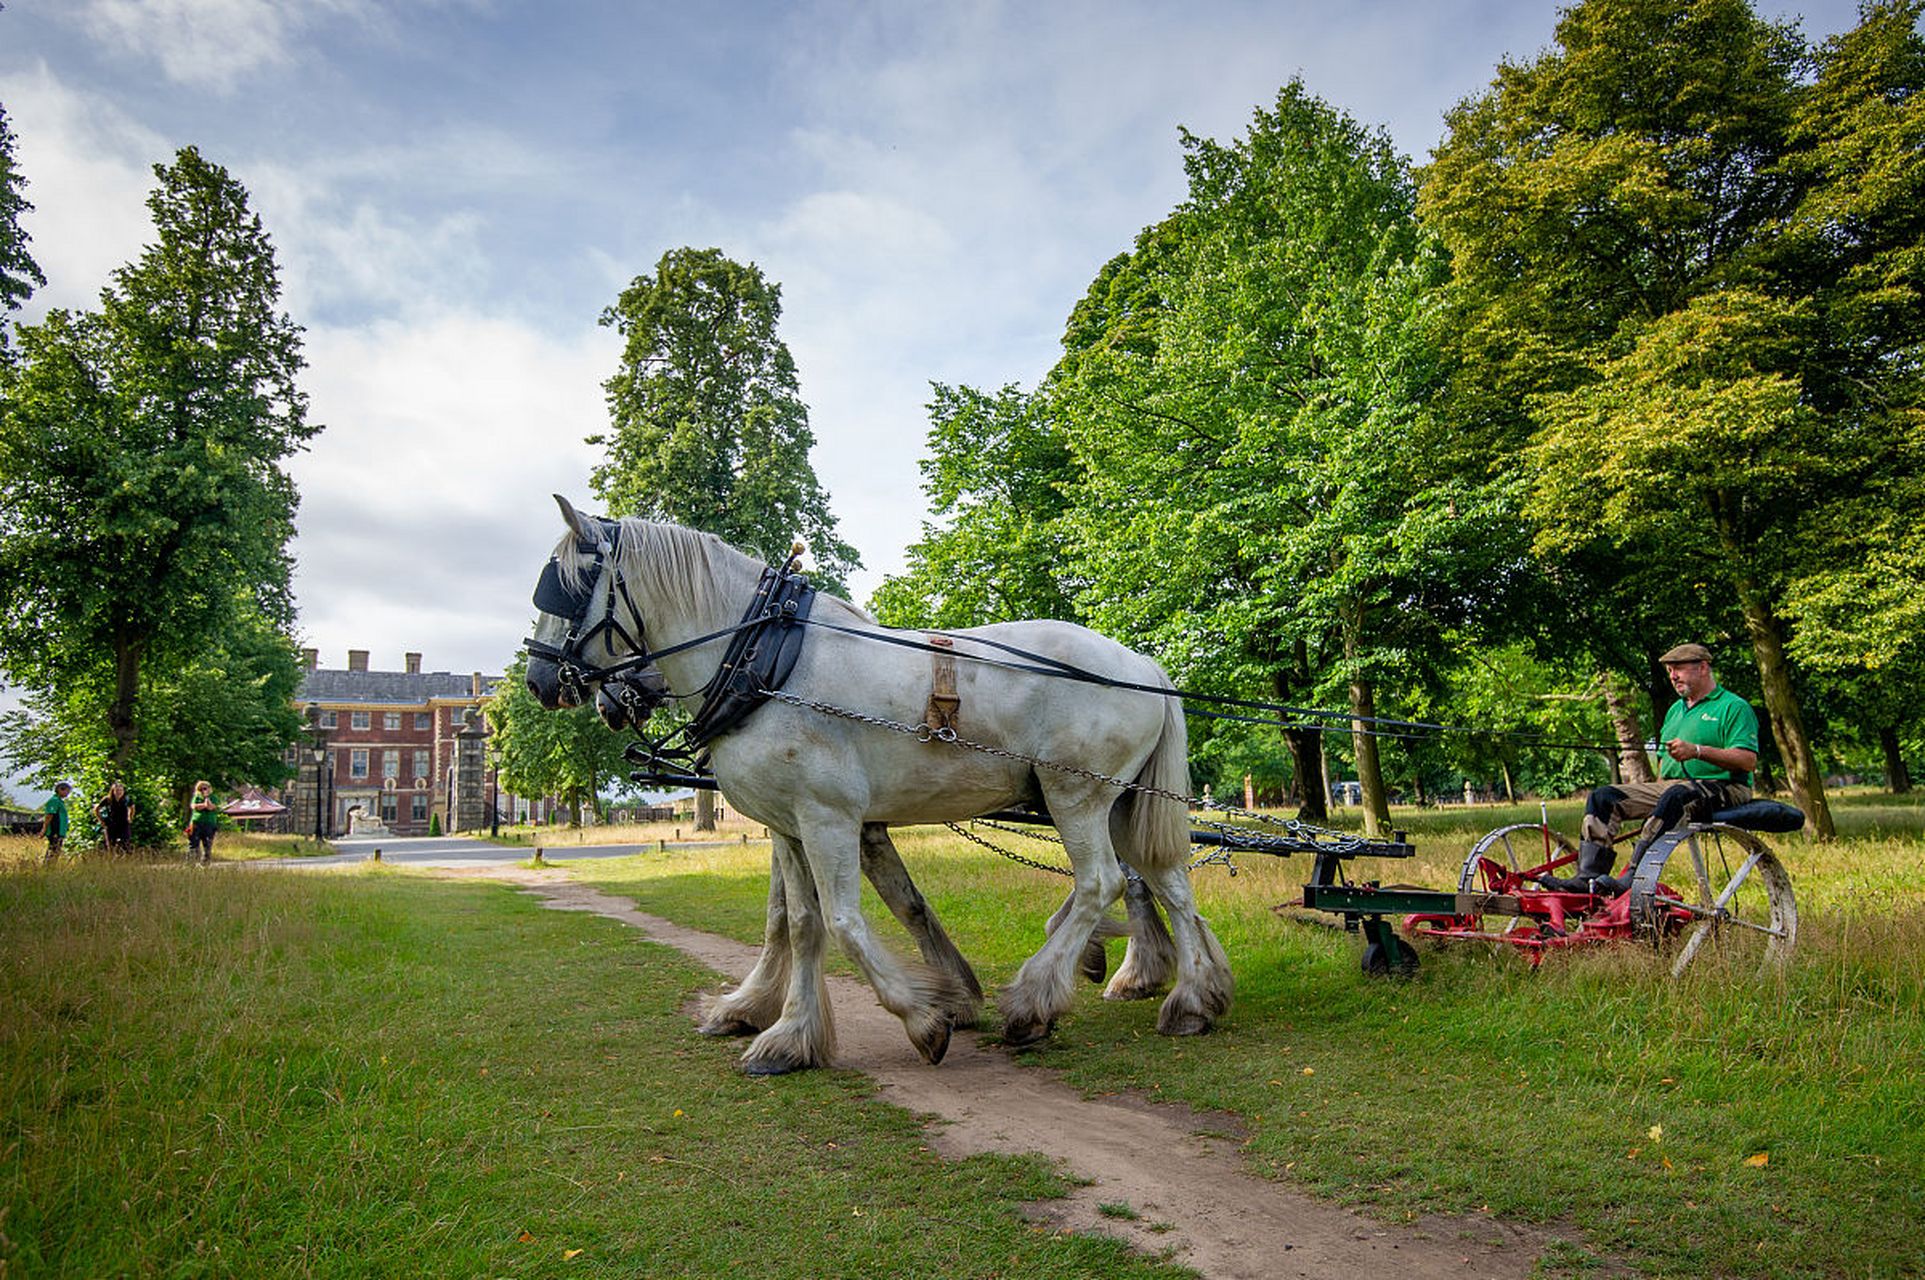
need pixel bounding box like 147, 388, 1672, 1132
94, 780, 137, 857
1536, 643, 1759, 894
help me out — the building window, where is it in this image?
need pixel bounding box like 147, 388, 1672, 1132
382, 750, 399, 782
411, 794, 428, 822
350, 749, 369, 779
384, 712, 401, 731
380, 794, 398, 823
319, 710, 338, 729
351, 711, 370, 730
451, 708, 468, 726
415, 712, 431, 730
413, 749, 430, 781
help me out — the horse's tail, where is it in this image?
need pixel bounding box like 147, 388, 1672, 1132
1127, 676, 1192, 873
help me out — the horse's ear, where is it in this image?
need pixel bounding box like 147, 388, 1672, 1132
554, 494, 592, 540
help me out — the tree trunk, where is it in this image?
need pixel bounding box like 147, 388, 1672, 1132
1878, 725, 1913, 794
1602, 671, 1655, 783
1348, 675, 1391, 837
695, 787, 716, 832
1734, 573, 1835, 839
1500, 759, 1516, 805
110, 632, 143, 769
1282, 727, 1327, 820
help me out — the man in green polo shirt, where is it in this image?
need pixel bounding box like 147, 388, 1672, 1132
1536, 643, 1759, 894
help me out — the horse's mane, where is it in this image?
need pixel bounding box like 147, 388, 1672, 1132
553, 517, 875, 627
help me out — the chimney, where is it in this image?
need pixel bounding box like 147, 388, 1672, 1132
301, 647, 318, 670
471, 671, 484, 697
405, 652, 422, 674
348, 649, 369, 673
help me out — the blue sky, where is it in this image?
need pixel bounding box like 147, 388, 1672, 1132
0, 0, 1869, 796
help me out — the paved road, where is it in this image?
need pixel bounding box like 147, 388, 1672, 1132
269, 835, 664, 869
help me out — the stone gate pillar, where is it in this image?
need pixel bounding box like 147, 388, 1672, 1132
452, 718, 489, 833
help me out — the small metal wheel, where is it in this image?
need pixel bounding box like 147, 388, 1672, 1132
1637, 824, 1798, 977
1459, 822, 1578, 891
1360, 923, 1420, 976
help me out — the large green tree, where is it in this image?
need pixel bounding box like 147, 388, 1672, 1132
0, 146, 313, 809
1049, 83, 1519, 832
0, 102, 44, 357
1420, 0, 1925, 838
870, 382, 1082, 628
590, 246, 860, 592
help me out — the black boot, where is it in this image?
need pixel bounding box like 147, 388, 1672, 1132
1533, 840, 1617, 893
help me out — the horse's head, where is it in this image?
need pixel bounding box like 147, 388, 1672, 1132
525, 495, 647, 710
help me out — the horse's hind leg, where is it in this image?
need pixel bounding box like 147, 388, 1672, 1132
739, 833, 836, 1075
1105, 870, 1178, 1001
860, 824, 982, 1028
1137, 861, 1234, 1036
699, 849, 792, 1037
999, 796, 1124, 1047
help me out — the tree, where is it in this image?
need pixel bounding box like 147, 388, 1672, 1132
590, 247, 860, 592
1417, 0, 1925, 837
0, 102, 45, 356
486, 653, 631, 827
0, 146, 313, 813
1049, 82, 1519, 832
590, 246, 861, 829
870, 382, 1082, 628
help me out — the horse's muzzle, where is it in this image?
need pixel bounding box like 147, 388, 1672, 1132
525, 656, 575, 709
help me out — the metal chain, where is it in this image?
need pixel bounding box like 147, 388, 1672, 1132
944, 821, 1075, 877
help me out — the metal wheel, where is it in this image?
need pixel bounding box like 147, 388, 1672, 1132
1459, 823, 1577, 891
1641, 825, 1798, 977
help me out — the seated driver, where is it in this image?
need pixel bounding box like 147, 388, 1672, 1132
1536, 643, 1759, 894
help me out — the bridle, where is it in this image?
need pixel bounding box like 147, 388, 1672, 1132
524, 520, 658, 711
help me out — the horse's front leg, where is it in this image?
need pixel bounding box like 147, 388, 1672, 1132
739, 833, 836, 1075
999, 793, 1125, 1047
859, 823, 983, 1028
698, 849, 791, 1037
800, 813, 960, 1066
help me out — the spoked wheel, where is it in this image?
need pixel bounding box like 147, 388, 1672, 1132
1460, 823, 1578, 891
1639, 824, 1798, 977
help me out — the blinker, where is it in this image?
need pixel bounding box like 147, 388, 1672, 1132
533, 559, 592, 618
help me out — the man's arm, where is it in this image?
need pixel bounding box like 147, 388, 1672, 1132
1664, 738, 1758, 774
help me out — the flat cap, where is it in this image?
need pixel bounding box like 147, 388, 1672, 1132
1659, 642, 1714, 665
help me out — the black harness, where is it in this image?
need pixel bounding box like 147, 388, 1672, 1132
525, 519, 817, 757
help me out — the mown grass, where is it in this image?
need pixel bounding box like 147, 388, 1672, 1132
0, 861, 1192, 1279
576, 791, 1925, 1279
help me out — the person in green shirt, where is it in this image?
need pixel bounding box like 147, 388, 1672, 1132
1535, 643, 1759, 894
187, 779, 220, 865
41, 781, 72, 864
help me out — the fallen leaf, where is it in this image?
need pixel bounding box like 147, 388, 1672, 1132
562, 1248, 583, 1260
1745, 1152, 1770, 1167
673, 1109, 685, 1117
1662, 1157, 1673, 1170
518, 1232, 535, 1244
1649, 1124, 1664, 1142
1302, 1067, 1315, 1076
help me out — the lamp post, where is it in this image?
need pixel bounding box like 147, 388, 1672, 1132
308, 720, 331, 843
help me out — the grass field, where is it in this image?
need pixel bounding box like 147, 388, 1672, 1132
0, 855, 1186, 1279
4, 791, 1921, 1278
574, 792, 1925, 1279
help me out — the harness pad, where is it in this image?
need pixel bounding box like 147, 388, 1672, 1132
684, 568, 817, 747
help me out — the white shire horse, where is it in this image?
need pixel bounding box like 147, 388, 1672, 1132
524, 499, 1232, 1074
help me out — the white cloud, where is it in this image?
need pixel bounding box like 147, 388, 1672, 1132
287, 311, 619, 674
70, 0, 388, 92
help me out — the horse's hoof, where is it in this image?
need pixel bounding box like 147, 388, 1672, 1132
740, 1054, 808, 1076
1001, 1018, 1053, 1049
1103, 980, 1162, 1002
698, 1017, 762, 1038
1157, 1010, 1212, 1037
914, 1018, 952, 1066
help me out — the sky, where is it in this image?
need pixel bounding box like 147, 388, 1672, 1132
0, 0, 1871, 796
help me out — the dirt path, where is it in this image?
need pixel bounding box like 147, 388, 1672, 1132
456, 867, 1561, 1280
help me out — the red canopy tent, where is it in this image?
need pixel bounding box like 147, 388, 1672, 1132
222, 790, 289, 823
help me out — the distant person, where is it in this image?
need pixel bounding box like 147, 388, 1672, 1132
1537, 643, 1758, 894
187, 780, 220, 865
41, 781, 73, 864
94, 780, 137, 858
